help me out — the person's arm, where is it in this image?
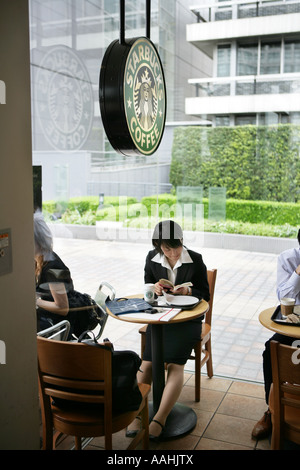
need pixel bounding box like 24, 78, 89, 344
36, 282, 69, 316
187, 251, 210, 301
144, 251, 166, 296
277, 257, 300, 302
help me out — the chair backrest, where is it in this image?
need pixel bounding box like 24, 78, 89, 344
205, 269, 217, 326
95, 281, 116, 309
37, 336, 113, 427
270, 340, 300, 446
94, 281, 116, 339
271, 340, 300, 406
37, 320, 71, 341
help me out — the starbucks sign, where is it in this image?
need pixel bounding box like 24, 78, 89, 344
124, 38, 166, 155
99, 36, 166, 156
35, 46, 93, 151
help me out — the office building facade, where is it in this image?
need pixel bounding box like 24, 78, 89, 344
186, 0, 300, 126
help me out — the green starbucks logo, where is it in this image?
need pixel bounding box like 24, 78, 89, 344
124, 38, 166, 155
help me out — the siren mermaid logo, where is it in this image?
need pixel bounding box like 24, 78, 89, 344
35, 45, 93, 151
124, 38, 166, 155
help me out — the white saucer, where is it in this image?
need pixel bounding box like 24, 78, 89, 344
164, 295, 199, 307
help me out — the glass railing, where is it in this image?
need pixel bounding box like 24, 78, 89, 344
191, 0, 300, 23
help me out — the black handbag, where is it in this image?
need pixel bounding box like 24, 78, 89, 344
67, 290, 101, 337
77, 332, 143, 412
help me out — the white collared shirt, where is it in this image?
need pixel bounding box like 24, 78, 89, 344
152, 246, 193, 285
277, 247, 300, 304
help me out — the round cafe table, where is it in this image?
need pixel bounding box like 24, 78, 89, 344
259, 307, 300, 339
106, 295, 209, 438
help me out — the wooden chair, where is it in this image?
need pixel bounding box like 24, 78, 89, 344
139, 269, 217, 402
189, 268, 217, 401
268, 340, 300, 450
37, 336, 150, 450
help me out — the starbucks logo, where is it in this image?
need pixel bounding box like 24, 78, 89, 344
124, 38, 166, 155
35, 46, 93, 151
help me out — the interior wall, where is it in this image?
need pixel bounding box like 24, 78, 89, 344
0, 1, 40, 449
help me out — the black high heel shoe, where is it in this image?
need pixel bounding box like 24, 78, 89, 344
149, 419, 164, 442
126, 416, 141, 438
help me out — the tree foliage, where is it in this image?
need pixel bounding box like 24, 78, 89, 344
170, 125, 300, 202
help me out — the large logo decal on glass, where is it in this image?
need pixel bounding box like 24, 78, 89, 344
35, 45, 93, 151
124, 38, 166, 155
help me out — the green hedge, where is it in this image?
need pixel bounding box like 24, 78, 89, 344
170, 125, 300, 202
43, 196, 138, 215
43, 195, 300, 228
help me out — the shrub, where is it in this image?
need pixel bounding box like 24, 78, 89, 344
170, 124, 300, 202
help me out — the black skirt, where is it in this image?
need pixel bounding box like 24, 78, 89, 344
143, 318, 202, 365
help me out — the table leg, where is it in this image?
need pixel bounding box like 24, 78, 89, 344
151, 324, 165, 415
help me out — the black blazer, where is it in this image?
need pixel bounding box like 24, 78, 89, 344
144, 248, 210, 302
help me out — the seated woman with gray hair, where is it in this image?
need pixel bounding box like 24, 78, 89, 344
34, 211, 74, 335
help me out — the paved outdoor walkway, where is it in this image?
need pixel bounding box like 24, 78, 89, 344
53, 236, 279, 383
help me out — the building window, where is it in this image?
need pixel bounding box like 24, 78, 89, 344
237, 43, 258, 75
217, 45, 231, 77
284, 41, 300, 73
260, 42, 281, 74
235, 115, 256, 126
215, 116, 230, 126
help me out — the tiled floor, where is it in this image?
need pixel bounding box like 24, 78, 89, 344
54, 375, 270, 450
49, 236, 280, 450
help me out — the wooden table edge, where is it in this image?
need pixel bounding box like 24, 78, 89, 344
259, 306, 300, 339
106, 297, 209, 325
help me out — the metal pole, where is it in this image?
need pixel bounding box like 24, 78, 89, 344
120, 0, 125, 44
146, 0, 151, 39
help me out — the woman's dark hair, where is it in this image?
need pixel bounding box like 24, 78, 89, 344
152, 220, 183, 254
298, 229, 300, 246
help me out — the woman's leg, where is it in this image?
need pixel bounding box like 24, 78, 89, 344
149, 363, 184, 437
127, 360, 152, 432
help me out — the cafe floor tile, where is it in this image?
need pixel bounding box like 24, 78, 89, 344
53, 376, 270, 451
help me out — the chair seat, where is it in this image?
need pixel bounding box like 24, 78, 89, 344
51, 383, 150, 436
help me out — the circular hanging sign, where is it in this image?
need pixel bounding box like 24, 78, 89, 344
35, 45, 93, 151
99, 37, 166, 156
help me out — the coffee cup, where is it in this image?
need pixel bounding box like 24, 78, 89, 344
280, 297, 295, 316
144, 283, 155, 304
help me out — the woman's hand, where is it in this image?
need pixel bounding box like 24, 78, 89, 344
154, 281, 164, 296
170, 286, 190, 296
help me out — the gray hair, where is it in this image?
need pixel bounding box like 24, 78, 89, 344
34, 211, 53, 260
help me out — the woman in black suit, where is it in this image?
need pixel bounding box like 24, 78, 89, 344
127, 220, 210, 440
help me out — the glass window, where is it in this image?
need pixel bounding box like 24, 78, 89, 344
235, 115, 256, 126
237, 43, 258, 75
260, 42, 281, 74
217, 45, 231, 77
284, 41, 300, 73
215, 116, 230, 126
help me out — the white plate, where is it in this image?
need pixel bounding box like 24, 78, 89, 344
165, 295, 199, 307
